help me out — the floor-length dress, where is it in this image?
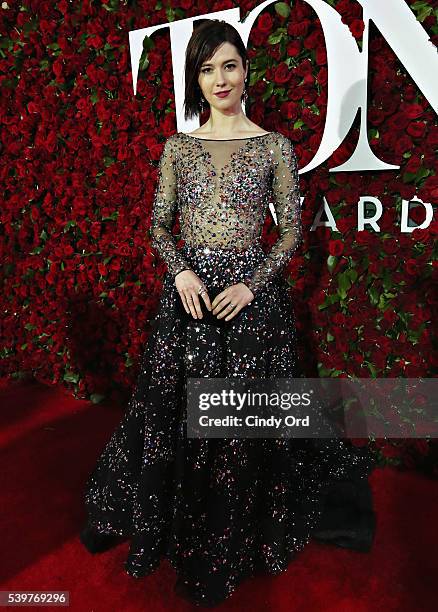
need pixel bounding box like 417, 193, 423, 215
80, 131, 376, 607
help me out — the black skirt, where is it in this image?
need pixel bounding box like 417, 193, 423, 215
80, 242, 376, 607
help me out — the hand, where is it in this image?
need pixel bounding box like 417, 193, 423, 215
211, 283, 254, 322
175, 269, 212, 319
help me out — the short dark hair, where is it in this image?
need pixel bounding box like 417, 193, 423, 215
183, 19, 250, 120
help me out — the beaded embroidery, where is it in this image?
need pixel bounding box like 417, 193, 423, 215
150, 132, 303, 295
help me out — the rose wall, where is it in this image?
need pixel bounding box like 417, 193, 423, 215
0, 0, 437, 473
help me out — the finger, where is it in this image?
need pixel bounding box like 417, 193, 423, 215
217, 301, 240, 320
184, 292, 198, 319
197, 285, 211, 311
212, 293, 231, 315
224, 303, 242, 321
211, 288, 230, 311
191, 293, 204, 319
180, 292, 191, 314
200, 291, 212, 311
184, 293, 196, 318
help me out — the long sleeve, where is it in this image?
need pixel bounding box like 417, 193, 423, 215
243, 135, 303, 296
150, 137, 192, 278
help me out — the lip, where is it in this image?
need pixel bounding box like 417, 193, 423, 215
214, 90, 231, 98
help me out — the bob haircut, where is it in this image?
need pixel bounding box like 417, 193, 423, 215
183, 19, 250, 120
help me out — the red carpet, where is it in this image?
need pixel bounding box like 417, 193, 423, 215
1, 379, 437, 611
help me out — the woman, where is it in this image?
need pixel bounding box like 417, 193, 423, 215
80, 20, 376, 607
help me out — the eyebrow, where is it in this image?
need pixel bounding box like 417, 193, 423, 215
200, 58, 238, 67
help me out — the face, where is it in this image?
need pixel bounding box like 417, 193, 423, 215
198, 41, 248, 112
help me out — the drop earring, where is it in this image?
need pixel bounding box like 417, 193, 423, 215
241, 87, 248, 104
198, 92, 206, 114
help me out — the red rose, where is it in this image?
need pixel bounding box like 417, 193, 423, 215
404, 103, 424, 119
287, 40, 301, 58
317, 66, 328, 87
328, 240, 344, 256
349, 19, 365, 39
368, 107, 386, 126
273, 63, 291, 85
352, 353, 364, 365
257, 12, 273, 34
406, 122, 426, 139
315, 45, 327, 66
405, 258, 418, 276
404, 154, 422, 173
336, 217, 356, 233
288, 20, 311, 38
394, 135, 413, 155
332, 312, 347, 325
382, 238, 399, 255
382, 309, 398, 325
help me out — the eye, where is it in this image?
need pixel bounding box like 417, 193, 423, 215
200, 63, 237, 74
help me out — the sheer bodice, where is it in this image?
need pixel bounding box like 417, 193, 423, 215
150, 132, 303, 295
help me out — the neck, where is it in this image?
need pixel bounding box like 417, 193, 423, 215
203, 107, 253, 136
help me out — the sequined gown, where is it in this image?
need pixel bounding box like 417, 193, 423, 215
80, 132, 376, 607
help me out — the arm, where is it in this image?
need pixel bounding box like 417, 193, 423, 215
150, 137, 192, 278
243, 135, 303, 295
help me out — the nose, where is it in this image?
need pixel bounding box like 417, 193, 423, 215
216, 68, 227, 86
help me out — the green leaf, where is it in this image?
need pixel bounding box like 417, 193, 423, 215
330, 370, 344, 378
317, 365, 332, 377
140, 55, 149, 72
327, 255, 337, 273
166, 6, 177, 22
262, 81, 274, 102
411, 1, 431, 8
337, 271, 352, 300
103, 156, 116, 167
102, 211, 118, 221
64, 371, 79, 383
377, 294, 388, 310
346, 268, 358, 283
368, 286, 379, 306
382, 268, 393, 292
63, 220, 77, 232
318, 293, 340, 310
417, 6, 433, 21
366, 362, 378, 378
275, 2, 291, 18
268, 31, 285, 45
416, 166, 430, 179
